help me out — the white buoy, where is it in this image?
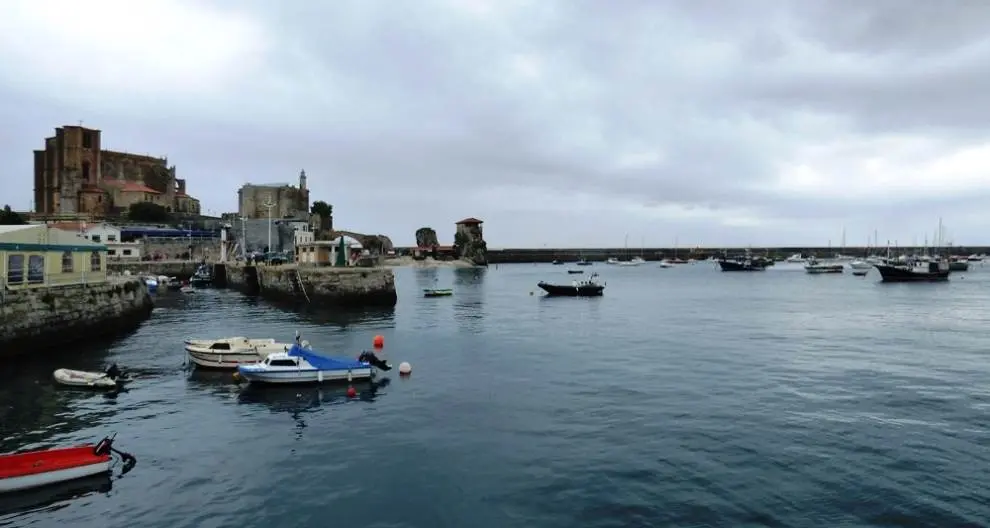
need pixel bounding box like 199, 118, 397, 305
398, 362, 412, 375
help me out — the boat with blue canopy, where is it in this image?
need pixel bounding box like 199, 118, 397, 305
235, 338, 391, 384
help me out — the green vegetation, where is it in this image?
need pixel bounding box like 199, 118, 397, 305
0, 205, 26, 225
127, 202, 170, 223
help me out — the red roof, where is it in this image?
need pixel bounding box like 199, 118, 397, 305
50, 222, 87, 232
455, 217, 483, 225
103, 179, 161, 194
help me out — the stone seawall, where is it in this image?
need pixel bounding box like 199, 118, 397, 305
0, 277, 154, 357
108, 260, 203, 280
225, 264, 397, 307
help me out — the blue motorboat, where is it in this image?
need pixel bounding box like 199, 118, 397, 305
236, 340, 391, 384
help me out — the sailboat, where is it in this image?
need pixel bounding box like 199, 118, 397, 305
610, 234, 644, 266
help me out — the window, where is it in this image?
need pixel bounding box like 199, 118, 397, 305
82, 131, 92, 149
27, 255, 44, 284
6, 254, 24, 284
61, 251, 73, 273
108, 249, 117, 256
107, 235, 117, 242
269, 359, 298, 367
123, 249, 132, 256
91, 235, 101, 242
90, 251, 101, 272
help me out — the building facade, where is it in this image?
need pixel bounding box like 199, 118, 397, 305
0, 224, 107, 289
238, 170, 310, 220
33, 125, 201, 217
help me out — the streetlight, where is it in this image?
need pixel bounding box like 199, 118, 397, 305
262, 194, 276, 259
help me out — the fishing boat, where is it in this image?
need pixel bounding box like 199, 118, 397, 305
52, 364, 126, 390
717, 252, 771, 272
184, 337, 294, 369
189, 264, 213, 286
423, 288, 453, 297
0, 435, 136, 494
567, 269, 584, 274
804, 257, 844, 274
537, 272, 606, 297
235, 340, 391, 384
575, 258, 592, 266
874, 258, 950, 283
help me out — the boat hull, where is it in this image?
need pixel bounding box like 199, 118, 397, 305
537, 282, 604, 297
805, 266, 844, 274
236, 366, 375, 384
875, 265, 949, 283
851, 269, 869, 276
0, 447, 111, 494
717, 260, 767, 272
949, 262, 969, 271
185, 343, 292, 369
52, 369, 117, 389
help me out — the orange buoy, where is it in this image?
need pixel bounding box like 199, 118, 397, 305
373, 335, 384, 348
346, 386, 357, 398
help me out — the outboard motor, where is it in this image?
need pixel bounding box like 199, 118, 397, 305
105, 363, 122, 380
358, 350, 391, 371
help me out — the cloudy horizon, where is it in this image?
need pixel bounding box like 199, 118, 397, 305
2, 0, 989, 248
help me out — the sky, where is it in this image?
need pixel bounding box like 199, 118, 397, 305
2, 0, 990, 248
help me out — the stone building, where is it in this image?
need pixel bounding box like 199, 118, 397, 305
33, 125, 200, 217
237, 170, 310, 220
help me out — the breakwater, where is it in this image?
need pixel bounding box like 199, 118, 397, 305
486, 246, 990, 264
0, 277, 153, 356
224, 264, 397, 307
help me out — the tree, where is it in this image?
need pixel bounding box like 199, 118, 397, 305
128, 202, 170, 223
0, 205, 26, 225
311, 201, 332, 218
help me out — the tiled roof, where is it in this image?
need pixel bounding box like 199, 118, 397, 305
455, 217, 483, 224
104, 179, 161, 194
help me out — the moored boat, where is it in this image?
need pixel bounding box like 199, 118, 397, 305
185, 337, 293, 369
423, 288, 453, 297
235, 342, 390, 384
567, 269, 584, 274
0, 435, 136, 494
875, 258, 950, 282
53, 364, 126, 390
717, 253, 770, 272
804, 257, 844, 274
537, 272, 605, 296
575, 258, 592, 266
949, 258, 969, 272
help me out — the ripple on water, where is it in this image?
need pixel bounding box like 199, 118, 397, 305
3, 266, 990, 526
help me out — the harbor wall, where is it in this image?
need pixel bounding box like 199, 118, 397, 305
0, 277, 154, 357
224, 264, 397, 307
484, 246, 989, 264
107, 260, 203, 280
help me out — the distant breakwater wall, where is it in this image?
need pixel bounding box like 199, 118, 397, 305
108, 260, 203, 280
0, 277, 154, 357
224, 264, 397, 308
485, 247, 989, 264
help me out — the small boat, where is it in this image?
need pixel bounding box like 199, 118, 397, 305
235, 340, 390, 384
551, 260, 563, 265
143, 277, 158, 293
0, 435, 136, 494
785, 253, 806, 263
575, 258, 592, 266
717, 254, 770, 272
179, 285, 196, 293
875, 258, 950, 283
185, 337, 293, 369
949, 258, 969, 272
567, 269, 584, 274
537, 272, 606, 297
52, 364, 126, 390
423, 288, 453, 297
189, 264, 213, 286
804, 257, 844, 274
849, 259, 872, 271
658, 260, 673, 268
851, 269, 870, 276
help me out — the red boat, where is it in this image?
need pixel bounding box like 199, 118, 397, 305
0, 436, 135, 494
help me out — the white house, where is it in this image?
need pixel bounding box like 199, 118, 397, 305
81, 224, 142, 260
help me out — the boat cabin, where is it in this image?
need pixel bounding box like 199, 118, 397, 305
265, 356, 300, 367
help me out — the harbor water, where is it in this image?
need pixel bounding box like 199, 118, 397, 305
2, 262, 990, 527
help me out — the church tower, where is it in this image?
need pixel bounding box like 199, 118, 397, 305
299, 169, 307, 190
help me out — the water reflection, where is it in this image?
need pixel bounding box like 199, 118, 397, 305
452, 268, 486, 332
0, 474, 112, 520
413, 268, 442, 291
236, 379, 391, 435
453, 267, 487, 286
0, 337, 132, 449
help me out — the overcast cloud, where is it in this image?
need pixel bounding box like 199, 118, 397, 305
2, 0, 989, 248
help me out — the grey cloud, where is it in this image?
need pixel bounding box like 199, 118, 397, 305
2, 0, 990, 246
